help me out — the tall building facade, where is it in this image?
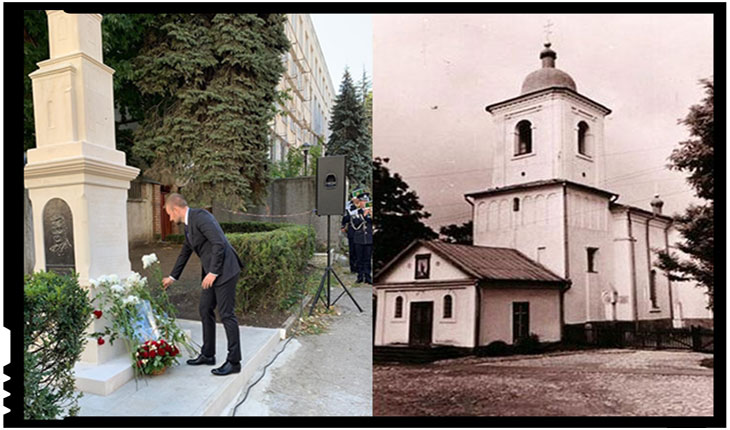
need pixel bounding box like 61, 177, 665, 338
270, 14, 335, 163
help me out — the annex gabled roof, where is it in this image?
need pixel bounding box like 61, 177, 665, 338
375, 240, 567, 286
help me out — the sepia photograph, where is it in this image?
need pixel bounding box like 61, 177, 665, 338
372, 13, 715, 417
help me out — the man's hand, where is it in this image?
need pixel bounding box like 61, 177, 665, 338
202, 273, 218, 289
162, 277, 174, 290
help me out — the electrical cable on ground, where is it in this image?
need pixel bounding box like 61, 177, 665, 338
230, 262, 326, 416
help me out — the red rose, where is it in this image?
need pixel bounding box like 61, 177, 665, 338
149, 350, 156, 358
158, 349, 166, 357
141, 351, 148, 358
97, 337, 105, 345
93, 310, 103, 319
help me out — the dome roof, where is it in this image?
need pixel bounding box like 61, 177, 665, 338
520, 42, 577, 94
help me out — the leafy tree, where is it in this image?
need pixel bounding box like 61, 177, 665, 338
131, 13, 290, 210
655, 78, 714, 310
440, 220, 473, 245
326, 69, 371, 189
269, 138, 323, 179
373, 157, 438, 273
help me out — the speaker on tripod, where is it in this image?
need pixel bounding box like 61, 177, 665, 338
310, 155, 362, 315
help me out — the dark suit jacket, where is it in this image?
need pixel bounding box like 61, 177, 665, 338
170, 208, 244, 286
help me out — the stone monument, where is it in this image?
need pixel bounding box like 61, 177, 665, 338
25, 11, 140, 395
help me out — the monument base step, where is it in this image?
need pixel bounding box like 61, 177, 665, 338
73, 356, 134, 396
76, 319, 281, 416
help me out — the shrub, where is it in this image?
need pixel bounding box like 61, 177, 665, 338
24, 271, 92, 419
227, 223, 315, 314
220, 221, 283, 234
163, 234, 185, 244
514, 333, 541, 354
476, 340, 513, 357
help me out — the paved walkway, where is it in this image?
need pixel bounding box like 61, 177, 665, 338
229, 282, 373, 416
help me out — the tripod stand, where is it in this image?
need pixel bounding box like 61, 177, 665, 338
309, 215, 363, 315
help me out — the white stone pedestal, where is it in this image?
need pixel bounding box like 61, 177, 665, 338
25, 11, 140, 396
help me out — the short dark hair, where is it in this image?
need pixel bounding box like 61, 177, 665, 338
165, 193, 188, 209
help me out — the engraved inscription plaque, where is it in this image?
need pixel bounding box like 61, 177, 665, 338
43, 198, 75, 275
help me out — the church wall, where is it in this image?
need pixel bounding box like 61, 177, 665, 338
610, 211, 637, 321
479, 286, 561, 345
563, 187, 614, 324
374, 285, 477, 347
559, 97, 606, 187
472, 184, 566, 278
665, 228, 713, 323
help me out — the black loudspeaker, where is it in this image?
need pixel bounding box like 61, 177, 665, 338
315, 155, 347, 216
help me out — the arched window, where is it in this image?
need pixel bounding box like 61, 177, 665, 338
515, 120, 533, 155
443, 294, 453, 319
395, 296, 403, 318
513, 197, 520, 212
577, 121, 590, 156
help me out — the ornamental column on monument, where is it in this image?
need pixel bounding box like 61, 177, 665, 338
25, 11, 139, 393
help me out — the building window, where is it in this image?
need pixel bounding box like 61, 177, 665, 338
649, 270, 659, 309
443, 294, 453, 319
414, 254, 431, 280
587, 247, 599, 273
395, 296, 403, 318
515, 120, 533, 155
513, 197, 520, 212
578, 121, 590, 156
513, 302, 530, 342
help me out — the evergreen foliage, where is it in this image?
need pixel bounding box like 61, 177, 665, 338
23, 10, 49, 152
440, 220, 474, 245
373, 157, 438, 273
131, 14, 290, 210
326, 69, 371, 189
24, 272, 92, 419
655, 79, 714, 310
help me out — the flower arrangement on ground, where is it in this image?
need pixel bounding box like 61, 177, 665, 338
90, 253, 195, 378
134, 339, 181, 375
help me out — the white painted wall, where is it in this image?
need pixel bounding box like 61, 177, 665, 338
479, 286, 562, 345
379, 244, 471, 284
376, 285, 477, 347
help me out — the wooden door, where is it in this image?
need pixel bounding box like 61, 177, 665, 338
409, 301, 433, 347
160, 186, 173, 240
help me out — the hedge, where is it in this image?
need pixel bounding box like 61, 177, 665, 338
220, 221, 282, 234
226, 222, 315, 314
24, 271, 92, 419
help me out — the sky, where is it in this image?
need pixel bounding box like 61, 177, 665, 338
373, 14, 713, 230
311, 14, 373, 91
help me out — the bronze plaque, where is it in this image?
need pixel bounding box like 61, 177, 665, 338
43, 198, 75, 276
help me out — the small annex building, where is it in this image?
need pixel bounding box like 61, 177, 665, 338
373, 240, 568, 348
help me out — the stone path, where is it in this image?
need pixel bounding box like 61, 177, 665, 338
228, 278, 372, 416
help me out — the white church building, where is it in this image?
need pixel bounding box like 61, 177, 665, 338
373, 42, 712, 349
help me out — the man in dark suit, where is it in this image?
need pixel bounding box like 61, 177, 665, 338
161, 193, 244, 376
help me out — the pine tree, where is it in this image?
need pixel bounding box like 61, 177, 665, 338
373, 157, 438, 273
326, 69, 371, 189
131, 13, 290, 210
655, 78, 714, 310
440, 220, 473, 245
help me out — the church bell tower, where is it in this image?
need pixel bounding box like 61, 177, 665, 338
486, 42, 612, 189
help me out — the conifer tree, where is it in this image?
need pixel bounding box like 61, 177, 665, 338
131, 13, 290, 209
326, 69, 371, 189
655, 79, 714, 310
373, 157, 438, 273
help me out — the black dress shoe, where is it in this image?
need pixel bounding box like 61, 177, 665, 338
211, 361, 241, 376
186, 354, 215, 365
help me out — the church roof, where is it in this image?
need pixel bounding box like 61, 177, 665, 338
521, 42, 576, 94
464, 178, 618, 200
375, 240, 567, 286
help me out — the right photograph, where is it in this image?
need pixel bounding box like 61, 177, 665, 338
372, 14, 714, 416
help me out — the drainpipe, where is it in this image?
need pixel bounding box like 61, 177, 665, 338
627, 209, 639, 331
561, 182, 569, 339
474, 280, 481, 349
664, 222, 675, 321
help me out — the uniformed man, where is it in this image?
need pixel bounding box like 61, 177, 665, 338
351, 191, 373, 284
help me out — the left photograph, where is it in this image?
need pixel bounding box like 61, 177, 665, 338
21, 11, 372, 418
